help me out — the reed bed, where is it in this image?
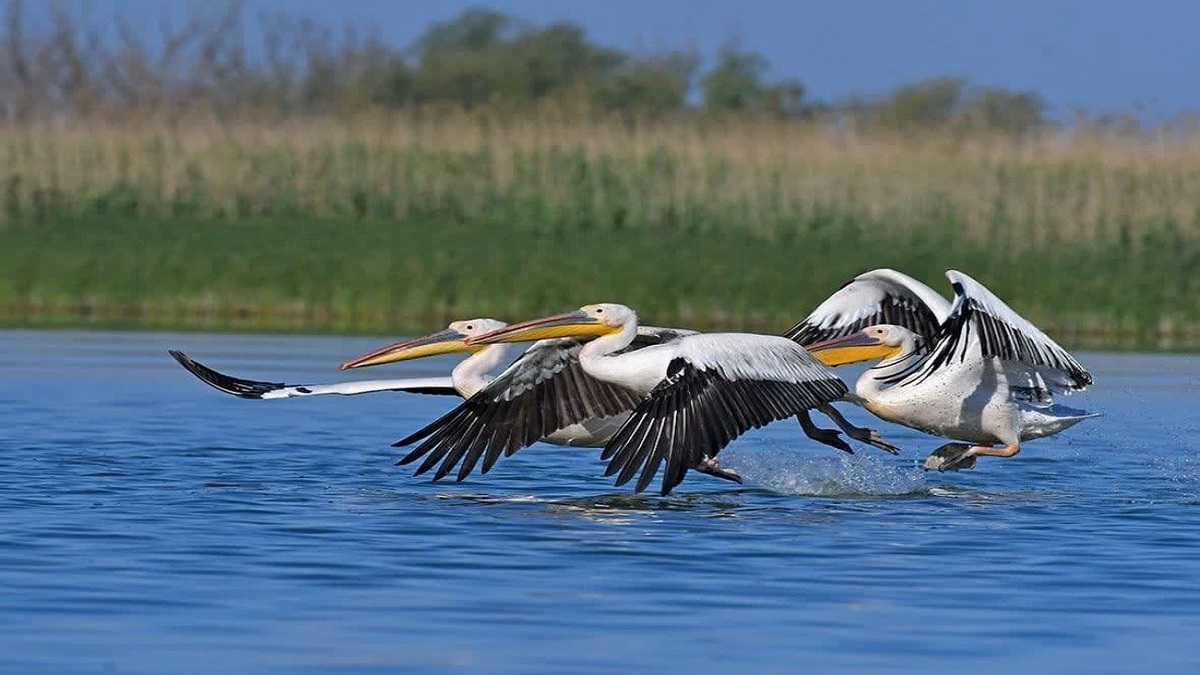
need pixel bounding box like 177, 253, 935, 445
1, 115, 1198, 349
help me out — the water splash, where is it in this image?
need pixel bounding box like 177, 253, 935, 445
725, 447, 928, 497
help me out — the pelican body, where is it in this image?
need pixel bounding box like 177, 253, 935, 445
803, 270, 1096, 470
466, 303, 849, 494
388, 323, 699, 482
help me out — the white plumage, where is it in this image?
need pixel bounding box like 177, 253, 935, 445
389, 326, 696, 481
170, 351, 461, 400
170, 319, 514, 401
679, 333, 842, 385
786, 268, 951, 348
170, 320, 643, 464
806, 270, 1096, 471
468, 303, 850, 494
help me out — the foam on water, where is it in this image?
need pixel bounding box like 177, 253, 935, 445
725, 446, 929, 497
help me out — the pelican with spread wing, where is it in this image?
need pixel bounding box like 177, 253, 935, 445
800, 269, 1096, 471
172, 318, 660, 460
171, 319, 516, 401
384, 325, 884, 487
385, 325, 696, 482
463, 303, 849, 495
174, 314, 865, 487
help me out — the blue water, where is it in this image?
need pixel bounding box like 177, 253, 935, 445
3, 330, 1200, 674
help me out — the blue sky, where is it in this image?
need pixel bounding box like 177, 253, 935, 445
65, 1, 1200, 117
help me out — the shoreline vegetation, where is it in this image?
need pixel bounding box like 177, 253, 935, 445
1, 117, 1198, 351
0, 3, 1196, 349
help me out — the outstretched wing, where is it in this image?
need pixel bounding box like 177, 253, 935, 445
601, 334, 849, 495
169, 350, 457, 399
785, 268, 951, 347
393, 327, 691, 482
894, 271, 1092, 399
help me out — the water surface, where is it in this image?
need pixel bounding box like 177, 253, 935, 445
2, 330, 1199, 674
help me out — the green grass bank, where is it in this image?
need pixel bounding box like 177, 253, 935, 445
1, 213, 1196, 350
0, 118, 1198, 349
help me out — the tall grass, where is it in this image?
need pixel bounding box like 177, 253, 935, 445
4, 115, 1200, 241
1, 114, 1198, 349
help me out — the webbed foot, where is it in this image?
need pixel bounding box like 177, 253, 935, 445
797, 411, 854, 454
847, 427, 901, 455
923, 443, 977, 472
810, 427, 854, 454
695, 456, 742, 484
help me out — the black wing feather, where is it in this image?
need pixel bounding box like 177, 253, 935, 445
603, 358, 848, 496
170, 350, 459, 398
894, 279, 1092, 392
169, 350, 287, 399
784, 282, 942, 347
393, 339, 643, 480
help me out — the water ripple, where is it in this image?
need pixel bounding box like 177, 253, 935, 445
2, 331, 1200, 674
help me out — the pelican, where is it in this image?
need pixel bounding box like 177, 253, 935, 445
174, 316, 883, 487
388, 328, 881, 486
378, 323, 703, 482
171, 319, 673, 460
170, 319, 516, 401
175, 317, 768, 482
801, 270, 1096, 471
784, 268, 954, 456
387, 321, 762, 481
464, 303, 849, 495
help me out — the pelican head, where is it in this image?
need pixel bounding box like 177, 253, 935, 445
466, 303, 632, 345
340, 318, 508, 370
806, 325, 912, 366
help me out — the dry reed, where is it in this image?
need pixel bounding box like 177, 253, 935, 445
1, 114, 1197, 348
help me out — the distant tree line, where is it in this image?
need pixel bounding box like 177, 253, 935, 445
0, 0, 1047, 133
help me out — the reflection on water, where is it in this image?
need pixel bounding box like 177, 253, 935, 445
450, 490, 752, 521
2, 330, 1200, 674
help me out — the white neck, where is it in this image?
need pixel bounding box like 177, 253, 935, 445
451, 344, 512, 397
579, 316, 638, 362
855, 336, 921, 400
577, 314, 668, 396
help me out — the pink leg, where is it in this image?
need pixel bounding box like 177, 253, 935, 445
969, 444, 1021, 459
924, 444, 1020, 471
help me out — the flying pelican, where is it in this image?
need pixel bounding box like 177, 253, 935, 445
377, 324, 702, 481
463, 303, 850, 495
174, 316, 886, 486
175, 318, 844, 483
170, 319, 516, 400
172, 319, 672, 460
801, 270, 1096, 471
384, 327, 886, 485
783, 268, 950, 454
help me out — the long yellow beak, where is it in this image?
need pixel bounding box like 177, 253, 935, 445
806, 331, 899, 366
340, 328, 476, 370
467, 310, 616, 345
